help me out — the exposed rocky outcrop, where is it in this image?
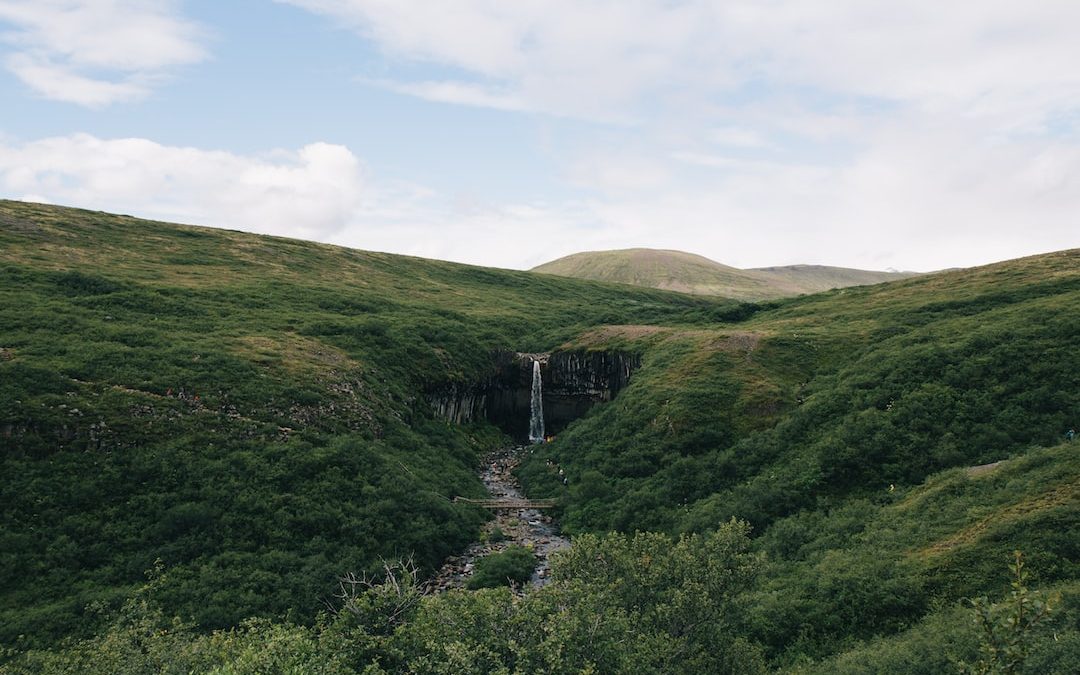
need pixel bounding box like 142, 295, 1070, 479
427, 349, 640, 439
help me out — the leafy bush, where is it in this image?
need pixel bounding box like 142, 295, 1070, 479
466, 546, 536, 589
959, 552, 1059, 674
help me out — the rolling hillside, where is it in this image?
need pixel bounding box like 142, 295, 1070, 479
2, 200, 1077, 673
0, 199, 735, 647
531, 248, 919, 299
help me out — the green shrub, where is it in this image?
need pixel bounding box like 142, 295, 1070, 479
467, 546, 536, 589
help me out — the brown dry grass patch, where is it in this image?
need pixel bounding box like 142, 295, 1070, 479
916, 478, 1079, 559
232, 334, 356, 376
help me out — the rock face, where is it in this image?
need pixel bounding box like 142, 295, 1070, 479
543, 350, 638, 436
427, 350, 640, 440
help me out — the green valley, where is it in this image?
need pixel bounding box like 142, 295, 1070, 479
1, 200, 1077, 673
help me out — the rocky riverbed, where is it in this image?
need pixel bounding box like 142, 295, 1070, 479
424, 445, 570, 593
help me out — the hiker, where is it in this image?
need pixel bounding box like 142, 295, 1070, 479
1067, 428, 1076, 442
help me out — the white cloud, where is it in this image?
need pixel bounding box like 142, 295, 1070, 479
4, 52, 148, 106
566, 152, 672, 194
0, 134, 373, 241
276, 1, 1080, 271
0, 0, 206, 106
0, 132, 606, 268
580, 111, 1080, 271
2, 126, 1077, 273
669, 152, 754, 171
361, 77, 530, 113
5, 1, 1080, 274
709, 127, 773, 149
280, 0, 729, 119
281, 1, 1080, 127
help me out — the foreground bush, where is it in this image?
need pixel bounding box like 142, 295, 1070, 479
466, 546, 537, 589
2, 522, 765, 675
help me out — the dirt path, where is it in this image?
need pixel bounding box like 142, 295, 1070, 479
425, 446, 570, 592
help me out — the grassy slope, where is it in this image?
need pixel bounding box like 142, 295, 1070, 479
520, 248, 1080, 664
748, 263, 919, 295
786, 442, 1080, 673
2, 200, 1077, 668
0, 200, 738, 647
523, 249, 1079, 532
531, 247, 917, 299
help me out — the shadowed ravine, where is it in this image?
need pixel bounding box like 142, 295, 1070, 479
425, 446, 570, 592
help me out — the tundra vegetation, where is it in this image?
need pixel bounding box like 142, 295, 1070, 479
1, 200, 1077, 673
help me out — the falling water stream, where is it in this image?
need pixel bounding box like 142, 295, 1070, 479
528, 359, 545, 444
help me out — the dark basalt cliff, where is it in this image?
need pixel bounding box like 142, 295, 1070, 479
428, 350, 640, 440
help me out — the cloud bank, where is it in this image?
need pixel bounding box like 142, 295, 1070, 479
1, 3, 1077, 271
3, 129, 1077, 272
0, 134, 373, 240
0, 133, 598, 267
0, 0, 206, 106
265, 0, 1080, 268
281, 0, 1080, 126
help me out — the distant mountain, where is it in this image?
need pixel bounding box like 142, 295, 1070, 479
531, 248, 921, 300
744, 263, 921, 297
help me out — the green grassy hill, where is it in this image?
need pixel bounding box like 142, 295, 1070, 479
2, 199, 1077, 672
519, 246, 1080, 669
747, 262, 920, 295
0, 200, 735, 647
531, 248, 918, 299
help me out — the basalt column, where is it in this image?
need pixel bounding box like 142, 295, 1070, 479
541, 350, 640, 436
427, 349, 640, 441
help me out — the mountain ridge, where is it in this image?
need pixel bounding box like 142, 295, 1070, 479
532, 247, 921, 299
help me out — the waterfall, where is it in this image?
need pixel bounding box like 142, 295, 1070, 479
528, 359, 545, 443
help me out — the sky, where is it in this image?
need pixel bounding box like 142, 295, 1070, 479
1, 1, 1079, 272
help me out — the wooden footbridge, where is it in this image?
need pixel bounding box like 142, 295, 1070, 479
453, 497, 558, 510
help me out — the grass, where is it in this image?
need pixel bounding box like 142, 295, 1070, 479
0, 199, 742, 648
1, 198, 1078, 670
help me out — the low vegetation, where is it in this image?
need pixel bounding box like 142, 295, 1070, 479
0, 200, 736, 648
467, 545, 537, 589
3, 523, 768, 674
1, 200, 1077, 672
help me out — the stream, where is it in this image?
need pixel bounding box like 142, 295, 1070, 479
425, 445, 570, 592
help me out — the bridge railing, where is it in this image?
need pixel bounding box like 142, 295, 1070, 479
453, 497, 558, 509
